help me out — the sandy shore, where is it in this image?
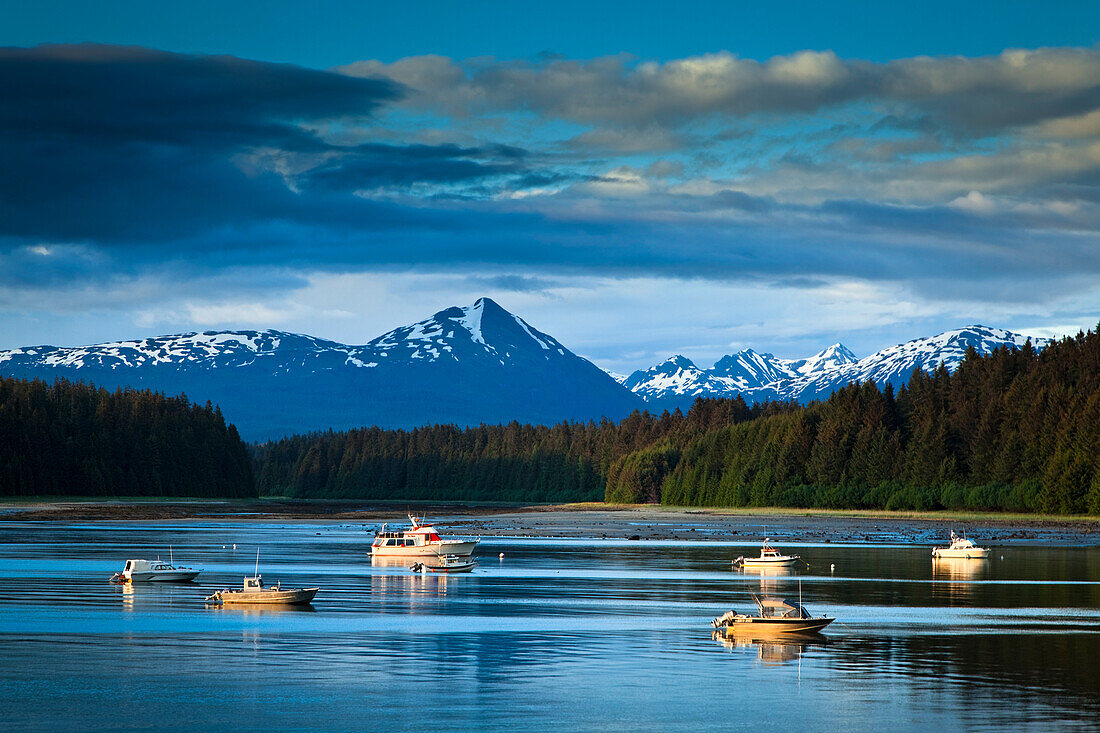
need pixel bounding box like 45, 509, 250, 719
1, 500, 1097, 546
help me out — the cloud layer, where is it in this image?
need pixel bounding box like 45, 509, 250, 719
2, 43, 1100, 365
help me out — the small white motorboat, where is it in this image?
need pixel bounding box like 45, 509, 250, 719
109, 553, 201, 583
410, 554, 478, 573
931, 531, 990, 559
712, 588, 834, 636
733, 538, 800, 568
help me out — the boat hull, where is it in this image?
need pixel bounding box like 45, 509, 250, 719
128, 570, 201, 582
372, 540, 479, 557
715, 617, 834, 635
413, 560, 478, 573
738, 557, 798, 568
932, 548, 990, 559
215, 587, 319, 605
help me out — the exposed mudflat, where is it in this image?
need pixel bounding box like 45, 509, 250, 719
1, 501, 1096, 545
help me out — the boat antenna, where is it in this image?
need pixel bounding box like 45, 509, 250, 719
170, 545, 173, 564
254, 548, 260, 578
747, 586, 763, 613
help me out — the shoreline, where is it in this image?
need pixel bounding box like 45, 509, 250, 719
1, 500, 1097, 546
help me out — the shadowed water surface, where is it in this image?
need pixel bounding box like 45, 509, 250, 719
0, 522, 1098, 731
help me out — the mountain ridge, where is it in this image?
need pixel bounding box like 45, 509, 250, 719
623, 325, 1051, 411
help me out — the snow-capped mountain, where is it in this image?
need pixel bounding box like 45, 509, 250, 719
0, 298, 642, 441
624, 326, 1048, 411
775, 326, 1049, 403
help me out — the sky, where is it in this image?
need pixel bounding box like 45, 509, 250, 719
2, 1, 1100, 373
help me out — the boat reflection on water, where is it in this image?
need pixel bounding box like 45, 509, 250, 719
205, 602, 316, 614
932, 555, 989, 603
711, 630, 829, 665
372, 563, 458, 599
120, 581, 134, 610
370, 555, 413, 569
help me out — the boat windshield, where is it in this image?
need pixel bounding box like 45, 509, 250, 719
756, 597, 810, 619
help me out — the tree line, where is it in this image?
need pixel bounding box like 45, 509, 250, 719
8, 325, 1099, 513
252, 397, 780, 502
255, 325, 1100, 514
0, 377, 255, 497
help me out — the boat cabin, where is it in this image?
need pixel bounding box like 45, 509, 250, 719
758, 539, 784, 559
755, 597, 812, 619
243, 576, 263, 590
372, 522, 442, 548
123, 559, 175, 575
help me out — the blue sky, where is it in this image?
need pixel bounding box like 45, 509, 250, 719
2, 2, 1100, 372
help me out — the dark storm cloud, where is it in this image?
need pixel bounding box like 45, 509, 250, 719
0, 44, 400, 149
3, 43, 1100, 313
0, 44, 550, 251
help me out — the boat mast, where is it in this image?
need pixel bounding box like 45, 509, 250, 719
254, 548, 260, 578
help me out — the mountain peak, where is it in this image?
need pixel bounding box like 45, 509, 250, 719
792, 342, 858, 376
368, 297, 568, 366
659, 354, 698, 370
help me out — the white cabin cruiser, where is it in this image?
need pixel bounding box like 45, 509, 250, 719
931, 531, 990, 559
110, 557, 201, 583
371, 515, 479, 558
733, 538, 800, 568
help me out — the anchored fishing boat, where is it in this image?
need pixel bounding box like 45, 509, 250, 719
204, 551, 318, 605
371, 515, 479, 558
205, 576, 318, 605
712, 586, 834, 636
732, 538, 800, 569
410, 554, 478, 573
109, 550, 201, 583
931, 530, 990, 559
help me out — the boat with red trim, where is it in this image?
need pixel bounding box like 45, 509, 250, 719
371, 515, 479, 558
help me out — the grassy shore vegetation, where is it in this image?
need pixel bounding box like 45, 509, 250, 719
0, 377, 255, 497
254, 324, 1100, 514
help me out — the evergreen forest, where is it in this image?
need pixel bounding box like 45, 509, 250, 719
0, 377, 255, 497
254, 325, 1100, 514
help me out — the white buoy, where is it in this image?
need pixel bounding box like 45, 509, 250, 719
830, 564, 835, 572
232, 544, 236, 550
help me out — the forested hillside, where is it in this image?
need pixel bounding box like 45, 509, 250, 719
0, 377, 255, 497
657, 329, 1100, 513
255, 325, 1100, 514
253, 398, 780, 502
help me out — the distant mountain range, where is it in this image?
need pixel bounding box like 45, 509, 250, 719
0, 299, 1049, 441
619, 326, 1050, 412
0, 298, 641, 441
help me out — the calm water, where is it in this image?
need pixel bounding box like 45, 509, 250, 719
1, 521, 1098, 731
